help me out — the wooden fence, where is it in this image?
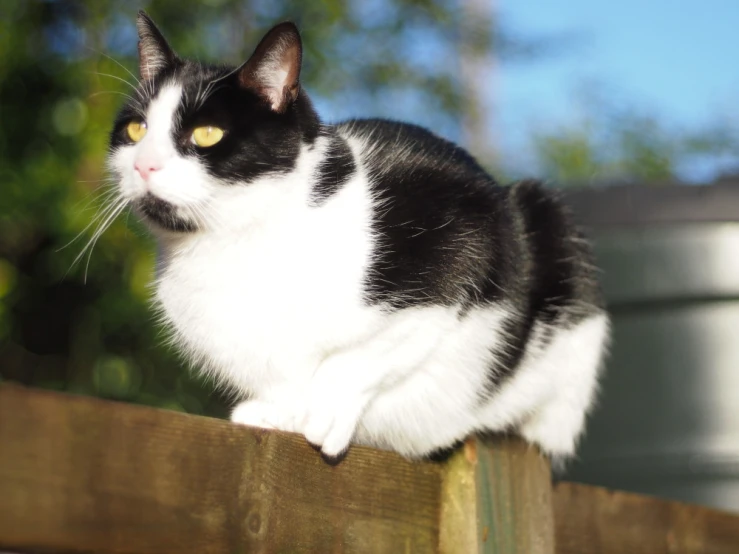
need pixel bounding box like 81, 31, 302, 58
1, 383, 738, 553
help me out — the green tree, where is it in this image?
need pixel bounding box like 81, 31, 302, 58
530, 88, 739, 186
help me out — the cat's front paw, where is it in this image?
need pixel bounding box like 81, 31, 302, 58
231, 399, 303, 433
231, 400, 279, 429
301, 362, 371, 459
303, 396, 364, 459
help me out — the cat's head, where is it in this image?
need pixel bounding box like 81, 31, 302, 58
107, 11, 320, 234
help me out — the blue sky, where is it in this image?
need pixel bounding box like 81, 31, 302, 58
496, 0, 739, 180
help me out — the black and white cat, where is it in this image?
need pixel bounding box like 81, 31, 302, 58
107, 11, 609, 462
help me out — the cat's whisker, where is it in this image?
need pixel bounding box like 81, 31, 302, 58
192, 67, 209, 110
65, 193, 125, 252
58, 191, 125, 253
74, 198, 130, 283
177, 198, 214, 230
186, 203, 209, 228
90, 71, 138, 92
86, 46, 142, 89
198, 84, 226, 108
194, 70, 206, 111
124, 204, 135, 227
73, 186, 120, 213
198, 201, 217, 229
82, 202, 128, 279
198, 64, 243, 109
88, 90, 142, 107
76, 178, 117, 184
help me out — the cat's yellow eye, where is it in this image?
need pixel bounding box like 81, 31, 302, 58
126, 120, 147, 142
192, 126, 224, 148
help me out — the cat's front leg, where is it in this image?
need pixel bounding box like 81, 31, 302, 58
301, 354, 376, 458
231, 397, 303, 433
231, 399, 280, 429
302, 310, 449, 459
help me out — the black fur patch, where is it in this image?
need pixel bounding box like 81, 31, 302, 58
311, 135, 355, 205
482, 181, 604, 393
170, 62, 320, 184
343, 119, 520, 309
510, 180, 605, 325
135, 193, 197, 233
485, 314, 533, 390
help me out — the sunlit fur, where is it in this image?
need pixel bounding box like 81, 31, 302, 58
106, 16, 610, 463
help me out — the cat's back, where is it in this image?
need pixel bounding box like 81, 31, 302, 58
334, 118, 516, 308
337, 118, 494, 189
332, 119, 604, 321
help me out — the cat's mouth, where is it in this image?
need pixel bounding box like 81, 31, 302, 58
135, 193, 198, 233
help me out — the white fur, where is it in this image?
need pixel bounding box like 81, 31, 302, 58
480, 315, 609, 461
110, 84, 609, 460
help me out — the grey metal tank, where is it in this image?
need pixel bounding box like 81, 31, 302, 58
563, 182, 739, 514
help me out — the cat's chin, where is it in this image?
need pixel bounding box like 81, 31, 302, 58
135, 192, 199, 233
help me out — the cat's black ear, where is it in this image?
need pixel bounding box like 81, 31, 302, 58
238, 22, 302, 113
136, 11, 177, 81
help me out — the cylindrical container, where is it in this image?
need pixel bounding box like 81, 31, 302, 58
563, 183, 739, 513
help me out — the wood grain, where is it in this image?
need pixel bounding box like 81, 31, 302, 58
439, 436, 555, 554
553, 482, 739, 554
439, 439, 480, 554
0, 383, 441, 554
3, 383, 738, 554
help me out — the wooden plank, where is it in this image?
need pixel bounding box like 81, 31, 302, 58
440, 436, 554, 554
0, 383, 441, 554
553, 482, 739, 554
11, 383, 737, 554
439, 439, 479, 554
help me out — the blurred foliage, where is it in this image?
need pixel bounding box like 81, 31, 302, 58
531, 87, 739, 185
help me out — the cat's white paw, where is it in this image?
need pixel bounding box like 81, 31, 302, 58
232, 397, 307, 434
231, 400, 279, 429
303, 397, 364, 458
302, 361, 370, 458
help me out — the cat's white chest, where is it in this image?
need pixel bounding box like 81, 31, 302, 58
154, 194, 377, 395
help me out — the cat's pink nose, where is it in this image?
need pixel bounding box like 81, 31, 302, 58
135, 161, 161, 180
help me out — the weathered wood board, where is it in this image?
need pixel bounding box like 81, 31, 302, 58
2, 383, 738, 554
